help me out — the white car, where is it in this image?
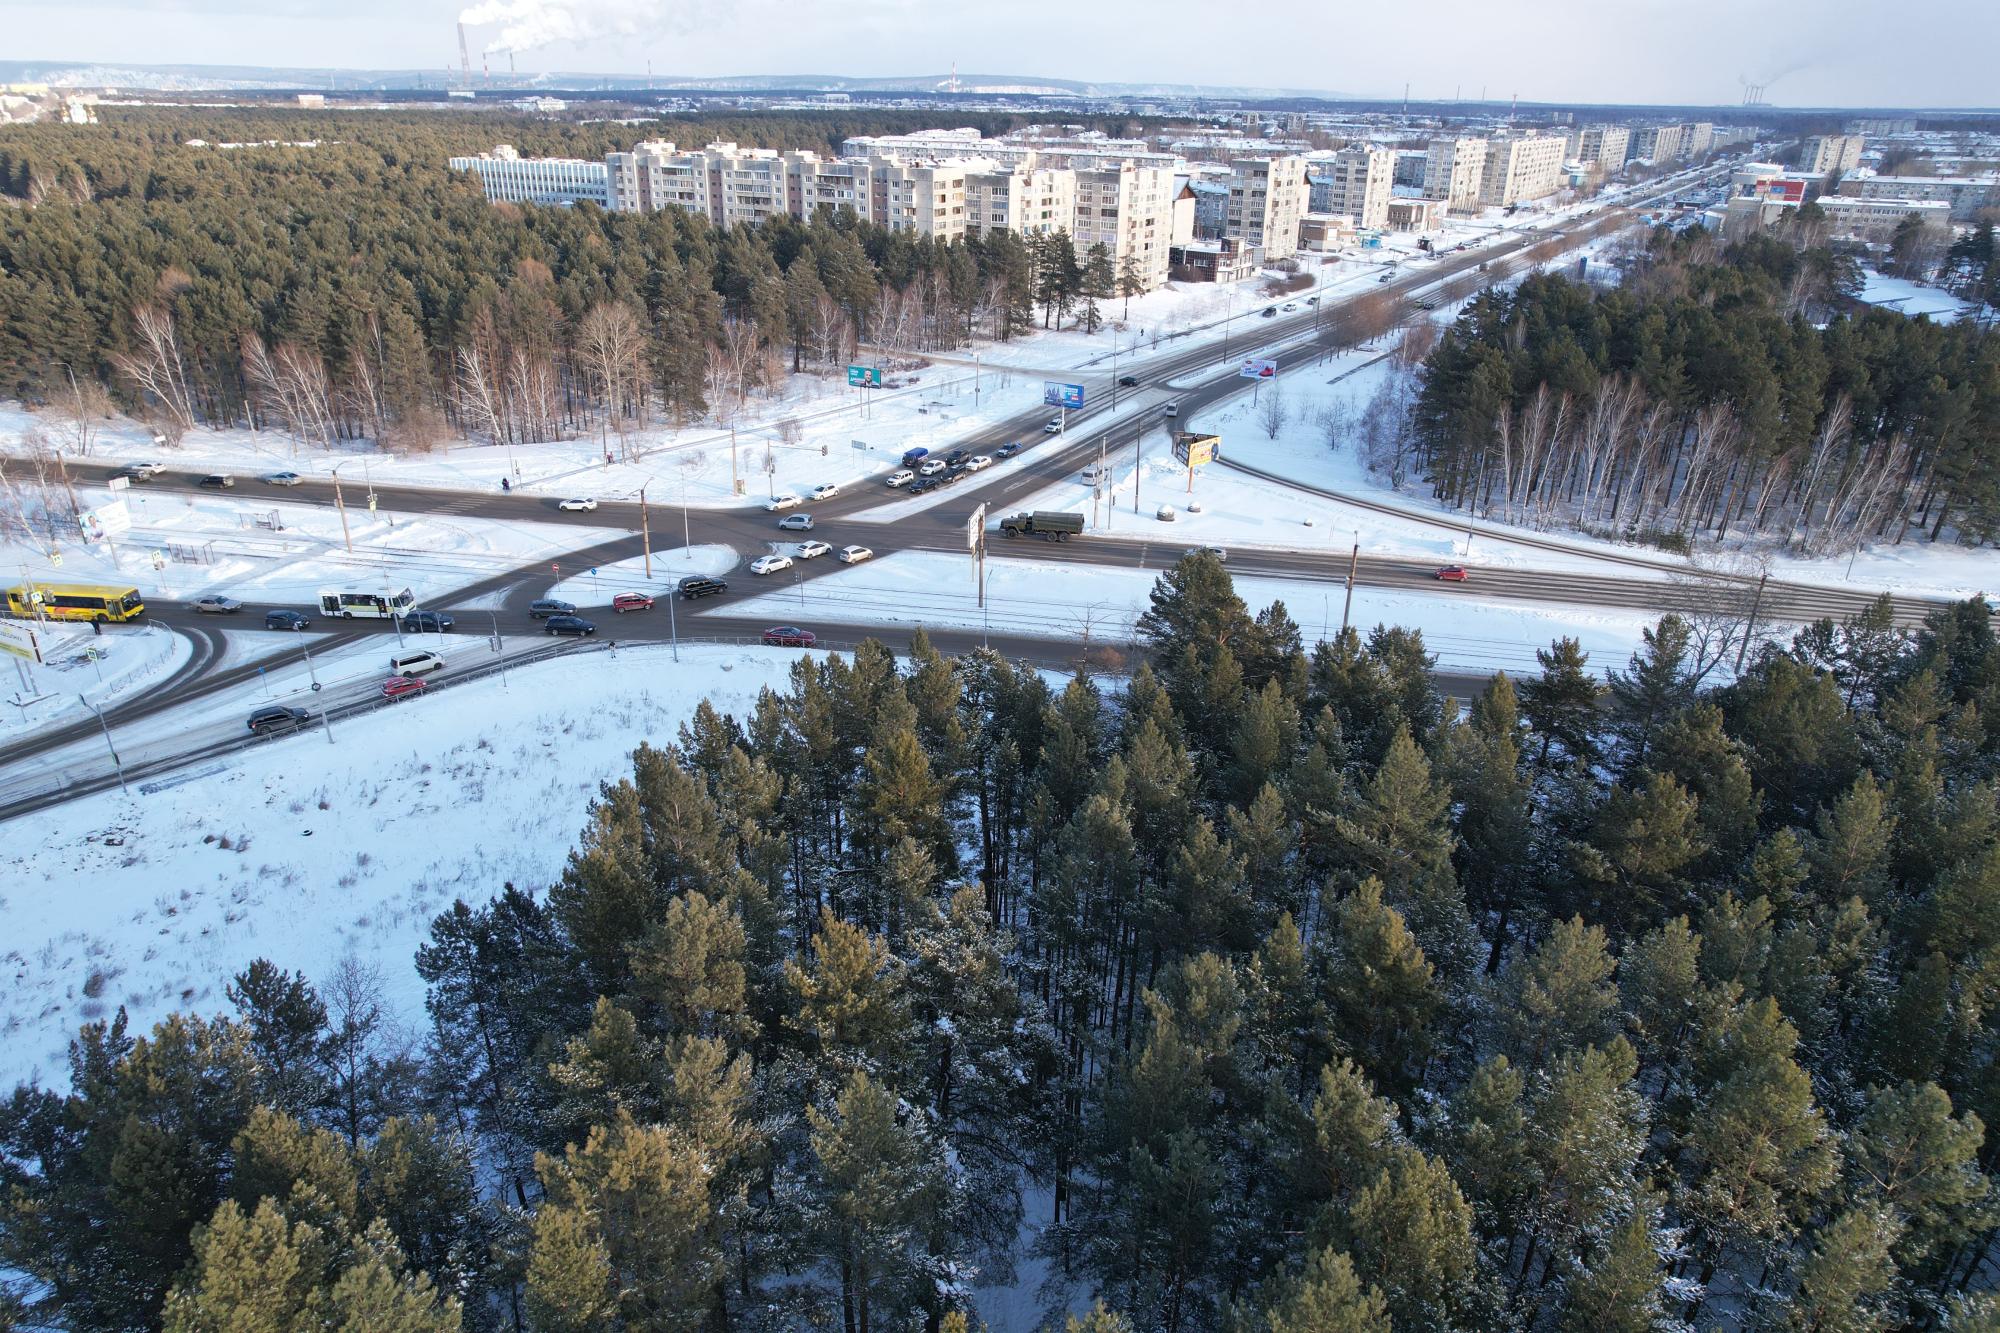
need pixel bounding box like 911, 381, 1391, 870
766, 493, 803, 511
1043, 419, 1062, 434
838, 545, 874, 565
128, 461, 167, 478
559, 498, 598, 512
809, 482, 841, 501
963, 455, 993, 472
193, 595, 243, 614
750, 554, 794, 575
796, 540, 832, 559
919, 458, 947, 476
885, 469, 915, 488
1282, 302, 1298, 311
263, 471, 304, 486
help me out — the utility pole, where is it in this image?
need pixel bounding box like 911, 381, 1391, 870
330, 467, 353, 554
1734, 572, 1769, 673
666, 579, 679, 662
730, 426, 739, 496
1109, 332, 1119, 410
80, 695, 127, 795
1341, 537, 1359, 633
1133, 429, 1142, 513
640, 484, 652, 580
295, 623, 318, 687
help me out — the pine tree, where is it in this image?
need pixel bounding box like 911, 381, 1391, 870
1331, 726, 1475, 976
1305, 1057, 1401, 1207
1264, 1247, 1391, 1333
1335, 1144, 1477, 1331
1558, 1193, 1670, 1333
1573, 771, 1708, 928
1320, 878, 1441, 1092
548, 777, 654, 996
1849, 1080, 1990, 1273
1503, 915, 1621, 1064
1521, 637, 1607, 767
1525, 1039, 1648, 1270
628, 889, 752, 1043
1767, 1204, 1902, 1333
1608, 613, 1698, 773
227, 959, 332, 1116
1446, 1055, 1535, 1241
786, 908, 908, 1078
1808, 771, 1896, 909
1619, 914, 1705, 1070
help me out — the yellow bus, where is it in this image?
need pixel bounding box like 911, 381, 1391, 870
4, 583, 146, 624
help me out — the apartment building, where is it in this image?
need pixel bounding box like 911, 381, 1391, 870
1818, 195, 1951, 243
1837, 174, 1996, 221
1316, 145, 1394, 230
605, 141, 795, 223
1801, 134, 1866, 175
964, 163, 1076, 238
1479, 135, 1567, 207
1223, 155, 1307, 259
1072, 164, 1176, 291
1423, 137, 1486, 212
1570, 124, 1631, 172
1684, 122, 1715, 157
450, 144, 609, 207
863, 158, 974, 241
1631, 123, 1687, 164
1189, 176, 1230, 239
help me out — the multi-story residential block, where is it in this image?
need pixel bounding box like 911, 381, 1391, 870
1479, 134, 1567, 207
1317, 145, 1394, 230
450, 144, 609, 207
1169, 176, 1198, 246
1072, 164, 1175, 291
964, 163, 1076, 238
1189, 176, 1230, 240
1423, 137, 1486, 211
1393, 150, 1430, 188
1836, 174, 1996, 221
1818, 195, 1951, 243
1570, 125, 1631, 172
1223, 155, 1307, 259
862, 158, 974, 241
1684, 122, 1715, 157
1631, 124, 1687, 164
1801, 134, 1866, 175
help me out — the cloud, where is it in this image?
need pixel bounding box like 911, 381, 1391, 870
456, 0, 706, 55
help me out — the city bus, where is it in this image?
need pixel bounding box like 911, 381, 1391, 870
4, 583, 146, 623
317, 587, 417, 620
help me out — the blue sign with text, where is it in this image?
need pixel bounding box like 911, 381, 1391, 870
1043, 381, 1085, 410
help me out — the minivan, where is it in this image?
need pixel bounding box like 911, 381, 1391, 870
389, 650, 446, 678
678, 575, 728, 600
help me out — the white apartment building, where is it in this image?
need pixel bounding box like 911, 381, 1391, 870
1685, 122, 1715, 157
450, 144, 609, 207
1801, 134, 1865, 175
862, 158, 974, 241
1818, 195, 1951, 243
1424, 137, 1486, 212
1837, 174, 1996, 221
1223, 155, 1307, 260
1319, 145, 1395, 230
1072, 164, 1176, 290
964, 163, 1076, 238
1631, 123, 1687, 164
1480, 135, 1567, 207
1571, 125, 1631, 172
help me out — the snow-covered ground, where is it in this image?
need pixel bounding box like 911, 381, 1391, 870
0, 642, 828, 1091
3, 622, 190, 739
544, 543, 740, 603
1858, 269, 1976, 323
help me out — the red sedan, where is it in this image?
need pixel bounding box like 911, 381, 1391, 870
382, 674, 429, 699
612, 591, 655, 613
762, 626, 817, 648
1434, 565, 1470, 582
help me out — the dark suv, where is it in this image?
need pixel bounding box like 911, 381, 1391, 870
678, 575, 728, 600
529, 598, 575, 619
247, 705, 311, 736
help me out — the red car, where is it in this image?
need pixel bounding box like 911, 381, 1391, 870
382, 674, 429, 699
612, 591, 655, 613
762, 626, 817, 648
1434, 565, 1470, 582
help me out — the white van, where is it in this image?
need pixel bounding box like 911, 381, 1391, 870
389, 650, 446, 678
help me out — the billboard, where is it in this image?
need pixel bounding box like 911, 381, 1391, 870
846, 365, 881, 387
1043, 381, 1086, 410
0, 618, 40, 664
1238, 358, 1278, 380
1173, 433, 1221, 468
77, 499, 132, 545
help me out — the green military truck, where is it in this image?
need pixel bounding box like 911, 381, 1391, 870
998, 511, 1086, 542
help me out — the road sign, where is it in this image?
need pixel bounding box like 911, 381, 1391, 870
106, 475, 130, 492
0, 619, 40, 664
967, 502, 987, 552
1238, 358, 1278, 380
847, 365, 881, 387
1173, 433, 1221, 467
851, 439, 869, 451
1043, 381, 1085, 410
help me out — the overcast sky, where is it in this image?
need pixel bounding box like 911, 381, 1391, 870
12, 0, 1998, 108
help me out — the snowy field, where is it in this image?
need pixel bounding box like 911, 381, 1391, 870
3, 621, 190, 739
0, 642, 828, 1092
1858, 269, 1977, 323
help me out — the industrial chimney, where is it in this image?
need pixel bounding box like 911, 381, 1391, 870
457, 22, 471, 84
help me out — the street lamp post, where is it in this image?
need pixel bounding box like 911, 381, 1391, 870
295, 622, 318, 688
79, 695, 127, 795
640, 484, 652, 580
329, 465, 353, 554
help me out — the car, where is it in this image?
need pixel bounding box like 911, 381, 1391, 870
1377, 273, 1393, 284
750, 554, 794, 576
762, 626, 816, 648
1282, 302, 1298, 312
938, 467, 965, 487
766, 493, 803, 511
994, 442, 1023, 459
264, 609, 311, 630
611, 592, 654, 613
263, 471, 304, 486
808, 482, 841, 501
247, 705, 312, 736
115, 464, 157, 482
558, 498, 598, 512
1434, 565, 1470, 582
528, 598, 575, 619
1261, 307, 1277, 318
1163, 402, 1180, 417
382, 674, 429, 700
900, 448, 930, 467
127, 461, 167, 478
1043, 419, 1062, 434
944, 449, 968, 466
389, 650, 445, 677
838, 545, 873, 564
919, 458, 947, 476
1118, 375, 1139, 387
796, 540, 832, 560
194, 595, 243, 614
1305, 296, 1319, 305
964, 455, 993, 472
677, 575, 728, 600
907, 478, 939, 495
885, 469, 916, 488
401, 610, 454, 632
1185, 545, 1229, 562
777, 513, 815, 532
197, 473, 235, 489
545, 615, 597, 636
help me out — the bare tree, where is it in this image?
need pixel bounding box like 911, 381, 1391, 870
111, 304, 197, 433
454, 343, 506, 445
50, 368, 112, 459
577, 301, 649, 458
1257, 384, 1289, 440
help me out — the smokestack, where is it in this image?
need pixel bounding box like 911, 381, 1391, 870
458, 22, 471, 83
509, 51, 516, 74
483, 54, 490, 82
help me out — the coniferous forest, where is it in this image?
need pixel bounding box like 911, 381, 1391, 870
8, 556, 2000, 1331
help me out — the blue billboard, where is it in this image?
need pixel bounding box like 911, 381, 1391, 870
1043, 381, 1085, 411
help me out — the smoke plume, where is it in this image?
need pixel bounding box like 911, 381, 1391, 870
457, 0, 694, 56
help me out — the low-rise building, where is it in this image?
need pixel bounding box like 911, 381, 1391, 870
1385, 196, 1447, 231
1169, 237, 1263, 283
1298, 213, 1357, 252
450, 144, 609, 207
1836, 174, 1996, 221
1818, 195, 1951, 243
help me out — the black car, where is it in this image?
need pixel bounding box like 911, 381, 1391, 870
1118, 375, 1139, 387
1260, 307, 1278, 318
994, 442, 1023, 459
545, 615, 596, 637
247, 705, 311, 736
907, 477, 938, 495
528, 598, 575, 619
678, 575, 728, 600
943, 449, 969, 466
197, 473, 236, 489
264, 609, 311, 630
401, 610, 454, 632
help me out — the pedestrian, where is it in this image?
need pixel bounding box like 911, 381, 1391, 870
501, 476, 510, 493
605, 450, 613, 467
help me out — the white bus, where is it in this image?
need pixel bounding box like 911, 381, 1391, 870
317, 587, 416, 620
